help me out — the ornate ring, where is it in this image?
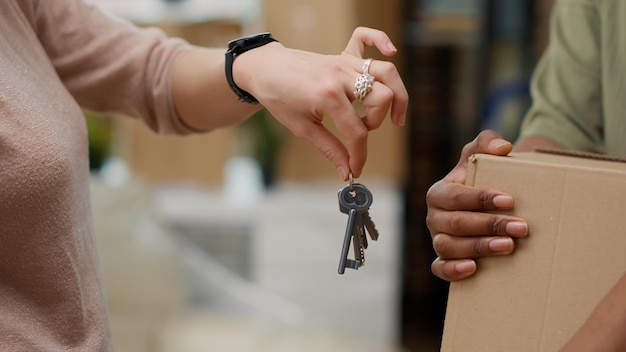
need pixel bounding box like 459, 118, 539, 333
353, 58, 374, 102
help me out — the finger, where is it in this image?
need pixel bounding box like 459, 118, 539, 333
459, 130, 513, 168
321, 97, 369, 178
433, 233, 515, 259
427, 210, 528, 238
431, 257, 477, 282
348, 137, 367, 178
362, 59, 408, 126
292, 119, 351, 180
426, 181, 514, 212
359, 82, 393, 130
336, 120, 368, 179
343, 27, 398, 58
444, 130, 511, 183
346, 126, 368, 178
438, 131, 513, 186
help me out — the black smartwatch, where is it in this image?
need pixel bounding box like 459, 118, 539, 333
225, 32, 278, 104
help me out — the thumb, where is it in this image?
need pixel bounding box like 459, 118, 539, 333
448, 130, 512, 184
460, 130, 512, 164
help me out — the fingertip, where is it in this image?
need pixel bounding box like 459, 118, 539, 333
488, 237, 514, 254
488, 138, 513, 154
346, 146, 367, 180
386, 41, 397, 54
492, 194, 514, 209
393, 112, 407, 126
432, 258, 477, 281
505, 221, 528, 237
454, 260, 477, 275
348, 157, 365, 179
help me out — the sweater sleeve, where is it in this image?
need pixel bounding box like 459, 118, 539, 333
33, 0, 198, 135
518, 0, 603, 153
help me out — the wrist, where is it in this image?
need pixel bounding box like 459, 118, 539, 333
225, 32, 279, 104
232, 42, 282, 99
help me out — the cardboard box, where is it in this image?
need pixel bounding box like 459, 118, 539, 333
441, 151, 626, 351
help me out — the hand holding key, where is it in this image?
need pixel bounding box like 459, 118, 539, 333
337, 175, 380, 274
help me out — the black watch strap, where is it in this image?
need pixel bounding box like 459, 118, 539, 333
225, 32, 278, 104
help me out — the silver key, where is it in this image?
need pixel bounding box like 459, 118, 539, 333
353, 213, 366, 260
362, 210, 380, 241
337, 181, 373, 274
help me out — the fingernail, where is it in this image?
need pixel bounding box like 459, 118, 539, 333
391, 115, 405, 127
492, 195, 513, 208
337, 166, 348, 180
398, 114, 406, 126
489, 237, 514, 253
506, 221, 528, 236
488, 139, 512, 151
387, 42, 397, 51
455, 260, 476, 274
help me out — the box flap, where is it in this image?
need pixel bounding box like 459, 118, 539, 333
534, 147, 626, 163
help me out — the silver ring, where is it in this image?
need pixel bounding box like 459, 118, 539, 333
353, 58, 374, 102
362, 58, 372, 73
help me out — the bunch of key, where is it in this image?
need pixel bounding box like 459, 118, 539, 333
337, 175, 379, 274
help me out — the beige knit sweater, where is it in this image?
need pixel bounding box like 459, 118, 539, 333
0, 1, 195, 350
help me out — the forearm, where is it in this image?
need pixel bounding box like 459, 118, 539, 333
169, 27, 407, 178
561, 272, 626, 351
171, 46, 261, 131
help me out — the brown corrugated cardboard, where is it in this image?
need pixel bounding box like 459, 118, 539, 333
441, 151, 626, 351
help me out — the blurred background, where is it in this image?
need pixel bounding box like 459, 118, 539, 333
88, 0, 554, 351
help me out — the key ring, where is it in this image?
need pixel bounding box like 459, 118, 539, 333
349, 171, 354, 193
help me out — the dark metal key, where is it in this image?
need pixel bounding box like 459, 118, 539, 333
337, 182, 373, 274
338, 207, 361, 273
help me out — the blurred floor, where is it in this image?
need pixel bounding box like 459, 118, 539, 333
91, 176, 407, 351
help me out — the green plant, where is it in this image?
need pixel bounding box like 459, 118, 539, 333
84, 111, 112, 171
242, 109, 284, 188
